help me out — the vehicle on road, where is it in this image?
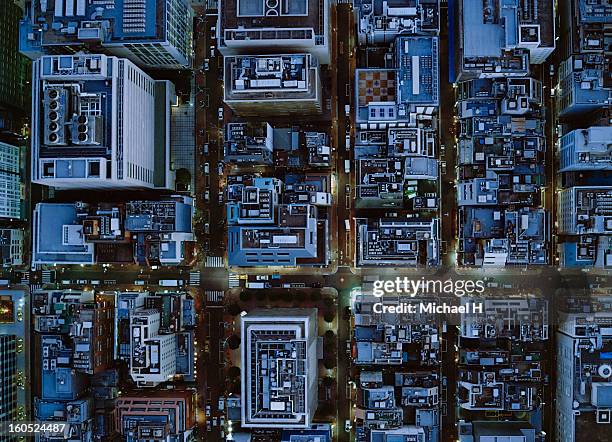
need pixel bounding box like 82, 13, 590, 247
204, 190, 210, 202
218, 191, 224, 204
246, 282, 271, 289
205, 223, 210, 234
345, 420, 352, 432
203, 59, 209, 71
204, 162, 210, 174
218, 107, 223, 120
158, 280, 182, 287
344, 159, 350, 173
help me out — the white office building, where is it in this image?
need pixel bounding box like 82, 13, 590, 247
241, 309, 318, 429
130, 309, 177, 387
31, 53, 176, 190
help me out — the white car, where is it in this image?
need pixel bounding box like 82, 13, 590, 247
345, 420, 352, 432
218, 107, 223, 120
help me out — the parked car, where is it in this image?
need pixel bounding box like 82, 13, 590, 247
217, 107, 223, 120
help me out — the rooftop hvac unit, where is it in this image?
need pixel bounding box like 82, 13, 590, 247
70, 114, 103, 145
265, 0, 279, 15
44, 88, 67, 145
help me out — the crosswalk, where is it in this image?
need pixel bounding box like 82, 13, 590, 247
228, 273, 241, 288
20, 272, 29, 285
30, 284, 42, 292
205, 256, 224, 268
206, 290, 224, 303
42, 270, 53, 284
189, 271, 201, 286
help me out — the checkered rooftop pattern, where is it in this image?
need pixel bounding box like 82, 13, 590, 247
357, 70, 396, 106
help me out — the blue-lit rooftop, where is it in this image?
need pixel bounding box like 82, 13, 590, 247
396, 36, 439, 106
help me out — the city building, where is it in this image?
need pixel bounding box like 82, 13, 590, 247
225, 122, 274, 165
117, 291, 194, 386
455, 77, 549, 267
351, 294, 440, 366
558, 126, 612, 172
557, 186, 612, 269
355, 36, 439, 127
32, 196, 195, 267
240, 309, 318, 429
115, 390, 195, 442
452, 0, 555, 81
355, 218, 440, 267
129, 309, 177, 387
0, 141, 24, 220
115, 291, 147, 361
0, 1, 30, 131
354, 0, 440, 46
557, 0, 611, 61
226, 176, 330, 267
458, 421, 537, 442
281, 424, 332, 442
555, 54, 611, 118
217, 0, 331, 64
31, 54, 176, 190
556, 296, 612, 442
457, 296, 548, 433
224, 54, 322, 115
355, 157, 439, 209
0, 290, 29, 427
20, 0, 193, 69
33, 290, 115, 375
32, 290, 115, 441
0, 229, 24, 268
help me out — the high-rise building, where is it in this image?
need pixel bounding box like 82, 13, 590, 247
555, 54, 611, 118
226, 176, 330, 267
129, 309, 177, 387
0, 290, 28, 432
0, 1, 30, 131
354, 0, 440, 46
558, 126, 612, 172
20, 0, 194, 69
31, 53, 176, 190
115, 390, 195, 441
452, 0, 555, 81
218, 0, 331, 64
0, 229, 24, 268
241, 309, 318, 429
223, 54, 323, 116
0, 141, 24, 220
557, 186, 612, 269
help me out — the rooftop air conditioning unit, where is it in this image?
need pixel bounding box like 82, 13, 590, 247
44, 88, 67, 145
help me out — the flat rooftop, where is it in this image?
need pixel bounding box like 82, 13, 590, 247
396, 36, 439, 106
221, 0, 321, 32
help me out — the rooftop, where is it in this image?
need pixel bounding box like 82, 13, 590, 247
20, 0, 193, 67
